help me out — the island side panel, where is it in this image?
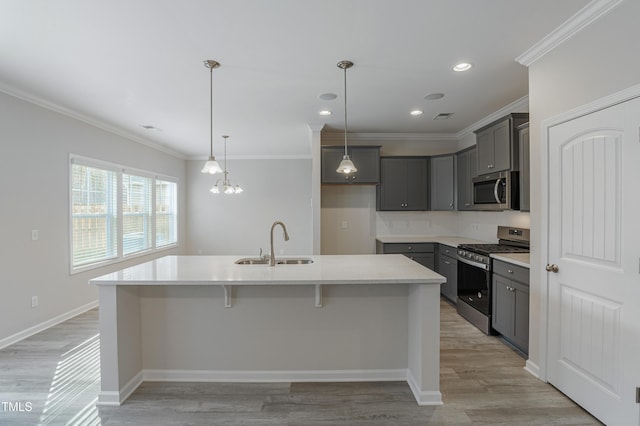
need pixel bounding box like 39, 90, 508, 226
97, 285, 143, 405
139, 284, 409, 376
407, 283, 443, 405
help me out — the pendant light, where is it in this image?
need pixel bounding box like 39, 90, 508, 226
336, 60, 357, 174
210, 136, 244, 194
201, 60, 223, 174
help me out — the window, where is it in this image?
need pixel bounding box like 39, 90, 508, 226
70, 156, 178, 271
155, 179, 177, 248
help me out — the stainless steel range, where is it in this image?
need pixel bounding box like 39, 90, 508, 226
456, 226, 530, 334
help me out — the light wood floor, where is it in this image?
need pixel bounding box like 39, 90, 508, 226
0, 300, 601, 425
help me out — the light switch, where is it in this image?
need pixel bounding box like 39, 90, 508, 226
341, 221, 348, 229
31, 230, 39, 241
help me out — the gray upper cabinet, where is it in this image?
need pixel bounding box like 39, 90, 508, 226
321, 146, 380, 184
456, 146, 476, 211
474, 113, 529, 176
377, 157, 428, 211
518, 123, 530, 212
430, 154, 455, 211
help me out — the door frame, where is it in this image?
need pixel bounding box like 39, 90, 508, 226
535, 82, 640, 382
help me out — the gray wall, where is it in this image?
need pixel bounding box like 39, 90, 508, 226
527, 0, 640, 374
186, 158, 313, 256
0, 92, 187, 344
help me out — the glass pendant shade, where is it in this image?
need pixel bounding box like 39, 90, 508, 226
201, 156, 223, 174
336, 155, 357, 174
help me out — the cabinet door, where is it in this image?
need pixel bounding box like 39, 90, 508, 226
378, 158, 407, 210
512, 281, 529, 352
519, 126, 530, 211
350, 147, 380, 184
321, 146, 380, 184
492, 274, 513, 336
430, 155, 455, 210
406, 253, 434, 270
456, 151, 475, 210
438, 254, 457, 303
405, 158, 428, 210
492, 119, 512, 172
321, 147, 347, 183
476, 128, 494, 175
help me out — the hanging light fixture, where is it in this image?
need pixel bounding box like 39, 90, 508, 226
336, 60, 357, 174
210, 135, 243, 194
201, 60, 223, 175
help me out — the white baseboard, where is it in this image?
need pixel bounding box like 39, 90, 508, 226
0, 300, 99, 350
143, 368, 408, 383
406, 370, 443, 406
97, 371, 144, 406
524, 360, 541, 379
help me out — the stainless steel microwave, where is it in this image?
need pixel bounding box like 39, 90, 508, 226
472, 171, 519, 211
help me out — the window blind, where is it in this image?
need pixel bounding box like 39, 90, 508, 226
122, 174, 152, 256
71, 164, 118, 267
156, 179, 177, 247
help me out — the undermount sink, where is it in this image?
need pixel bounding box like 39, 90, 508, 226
235, 257, 313, 265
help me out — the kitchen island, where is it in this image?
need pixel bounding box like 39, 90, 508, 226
90, 254, 445, 406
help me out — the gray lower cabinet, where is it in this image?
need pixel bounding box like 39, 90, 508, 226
377, 157, 429, 211
492, 259, 529, 354
456, 146, 476, 211
430, 154, 455, 211
321, 146, 380, 184
436, 245, 457, 304
376, 241, 435, 270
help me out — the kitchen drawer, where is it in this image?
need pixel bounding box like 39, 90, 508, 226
381, 243, 435, 254
438, 245, 456, 257
493, 259, 529, 285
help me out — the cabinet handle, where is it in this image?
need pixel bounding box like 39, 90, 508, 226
408, 246, 412, 251
507, 269, 514, 274
444, 261, 450, 265
449, 203, 454, 207
464, 203, 471, 207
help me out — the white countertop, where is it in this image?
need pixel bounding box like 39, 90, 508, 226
90, 254, 446, 286
376, 235, 489, 248
491, 253, 530, 268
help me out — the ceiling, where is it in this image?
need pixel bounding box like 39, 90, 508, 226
0, 0, 590, 158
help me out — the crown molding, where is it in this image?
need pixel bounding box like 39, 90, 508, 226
516, 0, 625, 67
0, 82, 187, 159
321, 131, 458, 143
456, 95, 529, 140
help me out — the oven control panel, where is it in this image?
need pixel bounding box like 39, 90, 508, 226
457, 249, 489, 265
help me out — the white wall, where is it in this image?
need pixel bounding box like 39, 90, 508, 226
186, 159, 313, 256
527, 0, 640, 376
0, 91, 187, 345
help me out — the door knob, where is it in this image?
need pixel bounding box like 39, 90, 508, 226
546, 264, 559, 273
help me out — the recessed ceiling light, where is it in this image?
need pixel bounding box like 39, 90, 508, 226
424, 93, 445, 100
319, 110, 332, 116
318, 93, 337, 100
452, 62, 472, 72
410, 109, 423, 116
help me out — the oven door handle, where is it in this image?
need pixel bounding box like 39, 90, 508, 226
458, 256, 490, 271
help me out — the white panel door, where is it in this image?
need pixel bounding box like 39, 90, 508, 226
547, 96, 640, 425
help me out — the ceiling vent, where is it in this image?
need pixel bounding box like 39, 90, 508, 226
433, 112, 454, 120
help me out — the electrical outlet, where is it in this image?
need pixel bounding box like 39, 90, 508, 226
31, 296, 38, 308
31, 230, 39, 241
341, 221, 348, 229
